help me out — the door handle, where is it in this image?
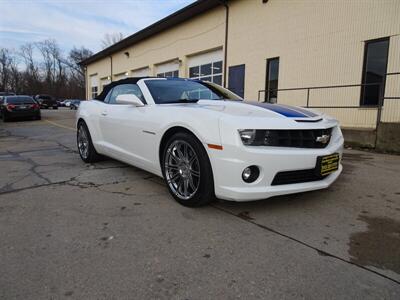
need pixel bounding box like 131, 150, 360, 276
101, 111, 107, 116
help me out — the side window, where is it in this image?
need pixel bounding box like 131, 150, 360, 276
107, 84, 145, 104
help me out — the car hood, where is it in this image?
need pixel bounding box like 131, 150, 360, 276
173, 100, 338, 129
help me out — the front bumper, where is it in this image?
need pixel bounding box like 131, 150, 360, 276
208, 127, 344, 201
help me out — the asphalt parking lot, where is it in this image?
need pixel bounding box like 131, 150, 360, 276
0, 108, 399, 299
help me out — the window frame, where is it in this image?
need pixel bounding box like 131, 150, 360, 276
359, 37, 390, 107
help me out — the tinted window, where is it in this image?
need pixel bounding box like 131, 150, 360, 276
200, 63, 212, 76
106, 84, 144, 104
265, 57, 279, 103
360, 38, 389, 106
189, 66, 199, 78
7, 96, 35, 104
145, 79, 231, 104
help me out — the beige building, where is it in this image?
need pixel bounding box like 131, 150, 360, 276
81, 0, 400, 150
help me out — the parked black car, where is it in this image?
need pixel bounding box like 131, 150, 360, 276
34, 94, 58, 109
0, 95, 41, 122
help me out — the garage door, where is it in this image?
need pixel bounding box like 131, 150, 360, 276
132, 67, 150, 77
114, 72, 128, 81
156, 61, 179, 78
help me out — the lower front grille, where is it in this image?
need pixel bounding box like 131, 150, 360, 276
271, 168, 327, 186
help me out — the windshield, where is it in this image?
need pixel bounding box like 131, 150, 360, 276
145, 79, 241, 104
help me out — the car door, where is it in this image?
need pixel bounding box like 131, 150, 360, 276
99, 83, 155, 169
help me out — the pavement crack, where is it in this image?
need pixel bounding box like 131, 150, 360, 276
0, 181, 69, 196
211, 204, 400, 286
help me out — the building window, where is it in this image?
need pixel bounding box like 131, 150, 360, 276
157, 70, 179, 78
91, 86, 98, 98
265, 57, 279, 103
189, 60, 223, 85
360, 37, 389, 106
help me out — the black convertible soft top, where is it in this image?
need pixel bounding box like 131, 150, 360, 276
95, 77, 152, 101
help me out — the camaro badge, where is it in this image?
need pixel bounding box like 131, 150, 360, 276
316, 134, 330, 144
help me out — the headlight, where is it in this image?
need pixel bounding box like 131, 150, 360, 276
238, 129, 256, 145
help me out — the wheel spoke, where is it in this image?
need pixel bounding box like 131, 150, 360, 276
183, 178, 189, 197
167, 172, 180, 183
170, 148, 181, 163
188, 174, 196, 191
165, 163, 179, 171
176, 145, 185, 160
190, 169, 200, 177
188, 153, 197, 166
183, 143, 189, 161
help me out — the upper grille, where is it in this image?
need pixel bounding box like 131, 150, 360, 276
252, 128, 333, 148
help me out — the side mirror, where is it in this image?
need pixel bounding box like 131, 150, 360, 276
115, 94, 144, 106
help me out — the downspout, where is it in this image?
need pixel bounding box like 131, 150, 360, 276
219, 0, 229, 88
84, 66, 88, 100
110, 55, 113, 82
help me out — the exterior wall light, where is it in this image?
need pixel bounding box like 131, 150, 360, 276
173, 58, 182, 66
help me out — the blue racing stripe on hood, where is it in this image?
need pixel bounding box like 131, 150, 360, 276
277, 104, 318, 117
242, 102, 318, 118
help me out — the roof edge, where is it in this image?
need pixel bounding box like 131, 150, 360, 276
80, 0, 222, 66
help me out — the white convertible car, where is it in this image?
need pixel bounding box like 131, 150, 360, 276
77, 77, 343, 206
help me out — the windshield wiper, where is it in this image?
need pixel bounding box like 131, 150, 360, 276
164, 99, 199, 104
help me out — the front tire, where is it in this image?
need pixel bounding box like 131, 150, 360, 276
162, 132, 215, 207
77, 122, 102, 163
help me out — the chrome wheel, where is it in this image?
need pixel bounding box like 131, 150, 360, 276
164, 140, 200, 200
77, 126, 89, 159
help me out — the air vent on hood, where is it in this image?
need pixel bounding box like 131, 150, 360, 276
295, 118, 322, 123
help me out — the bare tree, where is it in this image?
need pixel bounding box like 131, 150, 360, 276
19, 43, 41, 95
0, 48, 13, 91
65, 47, 93, 98
1, 40, 92, 99
20, 43, 39, 80
101, 32, 124, 49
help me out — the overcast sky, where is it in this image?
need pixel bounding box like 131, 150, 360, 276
0, 0, 195, 55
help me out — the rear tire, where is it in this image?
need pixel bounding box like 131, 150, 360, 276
77, 122, 102, 163
162, 131, 215, 207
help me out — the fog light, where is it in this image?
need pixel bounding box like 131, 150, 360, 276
243, 167, 251, 180
242, 165, 260, 183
